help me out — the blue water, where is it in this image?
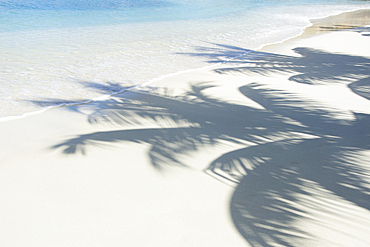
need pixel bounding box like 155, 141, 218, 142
0, 0, 365, 31
0, 0, 369, 119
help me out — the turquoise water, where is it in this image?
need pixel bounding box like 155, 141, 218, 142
0, 0, 365, 31
0, 0, 369, 119
0, 0, 262, 32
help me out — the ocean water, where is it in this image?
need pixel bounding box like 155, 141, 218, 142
0, 0, 369, 120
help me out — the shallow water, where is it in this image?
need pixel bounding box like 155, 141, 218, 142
0, 0, 369, 120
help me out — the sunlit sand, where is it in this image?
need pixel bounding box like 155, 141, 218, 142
1, 10, 370, 246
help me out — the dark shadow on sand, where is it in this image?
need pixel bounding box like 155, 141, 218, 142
45, 37, 370, 246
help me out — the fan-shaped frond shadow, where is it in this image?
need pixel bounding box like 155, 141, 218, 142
206, 84, 370, 246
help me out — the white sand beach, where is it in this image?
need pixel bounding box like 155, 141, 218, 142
1, 10, 370, 246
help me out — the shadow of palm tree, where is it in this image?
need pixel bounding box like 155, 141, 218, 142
51, 83, 303, 171
188, 38, 370, 245
46, 36, 370, 245
208, 84, 370, 246
217, 47, 370, 86
181, 41, 370, 88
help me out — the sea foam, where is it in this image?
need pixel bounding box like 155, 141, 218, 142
0, 0, 369, 120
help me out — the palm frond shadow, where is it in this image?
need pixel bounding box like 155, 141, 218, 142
183, 44, 370, 87
49, 41, 370, 245
52, 83, 303, 170
207, 84, 370, 246
189, 42, 370, 245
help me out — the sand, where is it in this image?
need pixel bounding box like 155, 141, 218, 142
1, 10, 370, 246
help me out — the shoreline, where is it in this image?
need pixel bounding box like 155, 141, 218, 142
1, 8, 369, 123
259, 9, 370, 52
1, 8, 370, 246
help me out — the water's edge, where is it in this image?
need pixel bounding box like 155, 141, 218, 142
1, 8, 369, 123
